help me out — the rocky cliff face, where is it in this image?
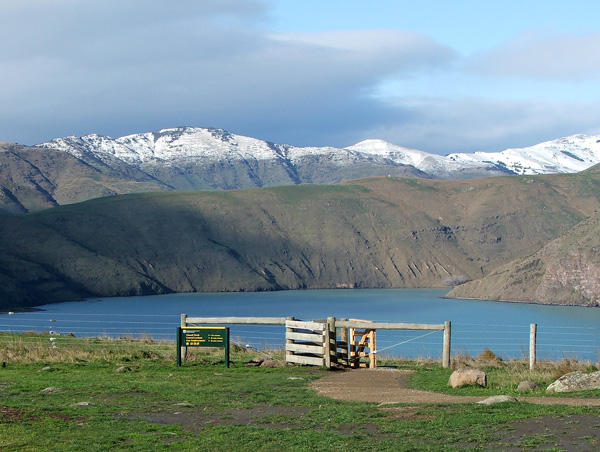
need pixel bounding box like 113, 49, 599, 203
448, 212, 600, 306
535, 253, 600, 306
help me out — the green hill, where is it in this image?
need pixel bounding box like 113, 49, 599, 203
2, 170, 600, 311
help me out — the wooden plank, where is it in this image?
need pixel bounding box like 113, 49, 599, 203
286, 320, 327, 331
336, 320, 444, 331
185, 316, 287, 325
286, 354, 325, 366
286, 343, 326, 354
286, 331, 326, 342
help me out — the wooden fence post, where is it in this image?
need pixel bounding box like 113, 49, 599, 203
285, 316, 294, 346
529, 323, 537, 370
327, 317, 336, 367
180, 314, 188, 362
443, 321, 451, 368
339, 318, 348, 366
370, 329, 377, 369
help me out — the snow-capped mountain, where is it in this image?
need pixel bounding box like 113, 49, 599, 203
37, 127, 600, 193
37, 127, 429, 191
446, 135, 600, 175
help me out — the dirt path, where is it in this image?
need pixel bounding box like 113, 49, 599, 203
311, 368, 600, 406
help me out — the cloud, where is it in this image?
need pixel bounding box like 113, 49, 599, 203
357, 96, 600, 154
0, 1, 454, 146
1, 1, 599, 156
468, 31, 600, 81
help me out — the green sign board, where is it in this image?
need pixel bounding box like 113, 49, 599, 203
177, 326, 230, 367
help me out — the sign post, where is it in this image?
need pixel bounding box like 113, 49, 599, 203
177, 326, 230, 368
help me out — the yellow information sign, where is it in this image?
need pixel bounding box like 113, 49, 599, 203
177, 326, 230, 367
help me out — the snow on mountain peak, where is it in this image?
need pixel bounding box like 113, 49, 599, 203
36, 127, 600, 182
346, 139, 435, 167
448, 134, 600, 175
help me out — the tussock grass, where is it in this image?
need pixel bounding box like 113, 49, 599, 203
0, 332, 176, 364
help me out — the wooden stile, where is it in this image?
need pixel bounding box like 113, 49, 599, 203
285, 319, 328, 367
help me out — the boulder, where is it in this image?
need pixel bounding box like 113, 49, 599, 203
546, 371, 600, 393
516, 380, 541, 392
477, 395, 518, 405
448, 368, 487, 388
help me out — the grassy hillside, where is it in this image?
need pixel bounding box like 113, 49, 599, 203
1, 170, 600, 311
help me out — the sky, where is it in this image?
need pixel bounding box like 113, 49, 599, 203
2, 0, 600, 155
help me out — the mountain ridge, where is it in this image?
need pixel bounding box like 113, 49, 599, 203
3, 127, 600, 215
39, 126, 600, 185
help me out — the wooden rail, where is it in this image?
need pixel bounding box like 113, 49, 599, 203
183, 315, 287, 325
335, 320, 444, 330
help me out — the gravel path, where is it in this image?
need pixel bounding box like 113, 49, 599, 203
311, 368, 600, 406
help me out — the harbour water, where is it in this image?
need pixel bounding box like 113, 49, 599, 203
2, 288, 599, 361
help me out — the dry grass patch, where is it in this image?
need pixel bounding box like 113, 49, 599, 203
0, 332, 175, 364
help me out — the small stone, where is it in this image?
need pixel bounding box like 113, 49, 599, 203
477, 395, 518, 405
116, 366, 132, 373
516, 380, 541, 392
74, 401, 93, 406
41, 387, 60, 394
174, 402, 194, 407
261, 359, 284, 368
38, 367, 53, 372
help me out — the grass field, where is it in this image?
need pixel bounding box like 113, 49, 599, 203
0, 333, 599, 451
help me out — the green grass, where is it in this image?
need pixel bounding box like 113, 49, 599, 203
1, 334, 599, 451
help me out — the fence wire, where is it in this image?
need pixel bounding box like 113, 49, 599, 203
1, 312, 599, 362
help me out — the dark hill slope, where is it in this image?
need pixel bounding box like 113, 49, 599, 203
0, 143, 170, 214
1, 171, 600, 311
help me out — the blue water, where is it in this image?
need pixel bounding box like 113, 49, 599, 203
2, 288, 600, 362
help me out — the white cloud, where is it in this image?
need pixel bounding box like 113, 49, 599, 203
360, 96, 600, 154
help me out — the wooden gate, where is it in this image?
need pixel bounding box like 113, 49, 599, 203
285, 319, 330, 367
349, 319, 377, 368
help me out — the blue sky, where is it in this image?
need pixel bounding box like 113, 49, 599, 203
1, 0, 600, 154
